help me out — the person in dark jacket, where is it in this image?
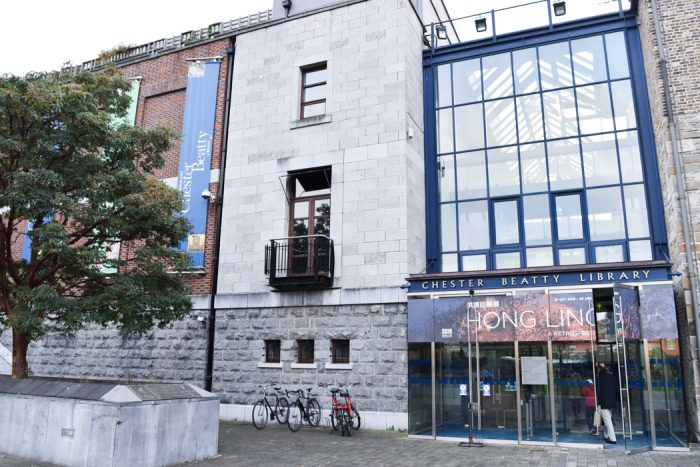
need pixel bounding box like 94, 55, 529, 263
596, 362, 619, 444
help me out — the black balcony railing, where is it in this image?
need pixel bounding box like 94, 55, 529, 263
264, 235, 334, 289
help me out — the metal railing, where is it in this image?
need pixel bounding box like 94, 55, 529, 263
265, 235, 334, 283
71, 10, 272, 72
426, 0, 631, 50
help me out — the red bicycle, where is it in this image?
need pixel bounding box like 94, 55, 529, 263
319, 383, 361, 436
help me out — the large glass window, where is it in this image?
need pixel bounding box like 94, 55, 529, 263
435, 31, 654, 271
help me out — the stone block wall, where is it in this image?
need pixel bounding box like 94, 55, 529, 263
218, 0, 426, 294
212, 302, 408, 413
637, 0, 700, 439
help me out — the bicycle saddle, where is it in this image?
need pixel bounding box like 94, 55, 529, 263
330, 388, 340, 394
273, 386, 281, 391
306, 387, 313, 393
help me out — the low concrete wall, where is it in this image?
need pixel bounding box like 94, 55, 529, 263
0, 392, 219, 467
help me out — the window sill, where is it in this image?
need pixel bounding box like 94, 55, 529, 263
324, 363, 352, 370
290, 363, 317, 369
290, 114, 331, 130
257, 362, 283, 369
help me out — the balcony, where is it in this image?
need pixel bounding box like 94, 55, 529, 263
264, 235, 334, 290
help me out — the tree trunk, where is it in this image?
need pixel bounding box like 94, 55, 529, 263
12, 331, 29, 379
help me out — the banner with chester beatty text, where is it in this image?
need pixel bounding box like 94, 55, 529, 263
176, 61, 220, 268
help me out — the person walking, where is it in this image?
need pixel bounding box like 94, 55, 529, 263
596, 362, 619, 444
580, 379, 596, 434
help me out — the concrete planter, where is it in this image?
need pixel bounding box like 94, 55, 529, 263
0, 377, 219, 467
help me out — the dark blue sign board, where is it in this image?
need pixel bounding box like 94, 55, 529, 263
408, 266, 670, 293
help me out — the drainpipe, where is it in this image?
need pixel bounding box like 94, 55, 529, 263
204, 37, 235, 392
650, 0, 700, 439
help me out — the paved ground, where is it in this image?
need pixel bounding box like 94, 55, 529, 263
2, 422, 699, 466
177, 422, 700, 467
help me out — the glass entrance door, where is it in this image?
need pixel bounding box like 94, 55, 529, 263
593, 286, 652, 452
476, 343, 518, 440
518, 342, 554, 443
553, 342, 597, 444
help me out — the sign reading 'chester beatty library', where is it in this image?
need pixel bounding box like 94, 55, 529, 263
409, 267, 669, 293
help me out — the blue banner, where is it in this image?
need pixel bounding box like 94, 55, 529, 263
176, 61, 220, 268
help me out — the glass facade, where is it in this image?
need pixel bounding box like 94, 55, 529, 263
435, 32, 653, 272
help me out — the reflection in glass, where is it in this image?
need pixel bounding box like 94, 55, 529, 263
314, 199, 330, 236
485, 98, 517, 147
441, 203, 457, 251
523, 194, 551, 246
496, 252, 520, 269
459, 200, 490, 250
572, 35, 607, 84
629, 240, 652, 261
527, 247, 553, 267
294, 201, 309, 218
576, 83, 614, 134
436, 64, 452, 107
618, 131, 644, 183
408, 343, 432, 436
455, 104, 484, 151
520, 143, 548, 193
482, 52, 513, 99
437, 108, 453, 153
516, 95, 544, 142
438, 155, 456, 202
611, 80, 637, 130
587, 187, 625, 241
442, 253, 459, 272
582, 133, 620, 187
559, 247, 586, 265
539, 42, 573, 90
488, 147, 520, 196
555, 195, 583, 240
513, 47, 540, 94
624, 184, 650, 238
605, 32, 630, 80
547, 138, 582, 190
293, 219, 309, 236
494, 200, 520, 245
456, 151, 487, 200
595, 244, 624, 263
453, 59, 482, 104
463, 254, 487, 271
543, 89, 578, 138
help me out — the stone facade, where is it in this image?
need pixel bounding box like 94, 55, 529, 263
637, 0, 700, 440
1, 0, 427, 429
210, 0, 425, 426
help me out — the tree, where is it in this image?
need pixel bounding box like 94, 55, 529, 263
0, 67, 192, 378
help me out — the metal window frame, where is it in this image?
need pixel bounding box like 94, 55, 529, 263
425, 13, 667, 274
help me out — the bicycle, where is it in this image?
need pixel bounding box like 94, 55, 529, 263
286, 387, 321, 432
320, 383, 361, 435
252, 384, 289, 429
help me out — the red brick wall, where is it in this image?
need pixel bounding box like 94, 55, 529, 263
119, 38, 231, 296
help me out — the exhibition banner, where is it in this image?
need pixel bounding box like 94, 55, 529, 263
176, 61, 220, 268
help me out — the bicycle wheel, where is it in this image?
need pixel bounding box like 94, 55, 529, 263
338, 408, 351, 437
350, 403, 361, 430
252, 400, 268, 430
287, 402, 302, 432
330, 408, 338, 431
307, 398, 321, 426
275, 397, 289, 424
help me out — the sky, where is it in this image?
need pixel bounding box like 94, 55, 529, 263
0, 0, 273, 76
1, 0, 631, 76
